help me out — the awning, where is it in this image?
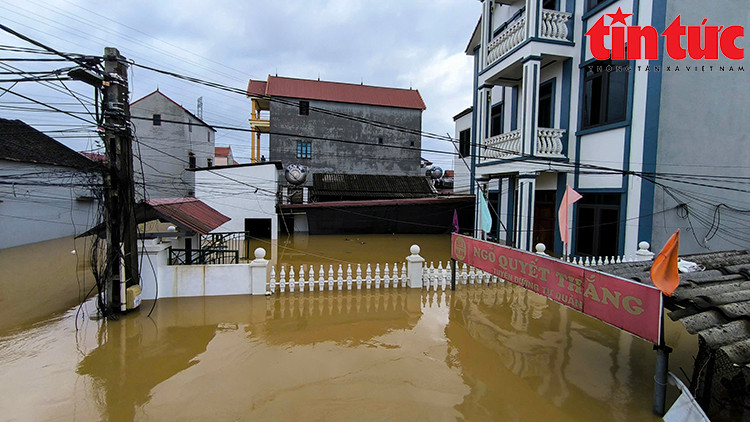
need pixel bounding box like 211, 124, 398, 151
77, 197, 230, 238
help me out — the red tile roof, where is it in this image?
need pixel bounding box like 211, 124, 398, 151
214, 146, 232, 158
246, 75, 426, 110
145, 197, 230, 235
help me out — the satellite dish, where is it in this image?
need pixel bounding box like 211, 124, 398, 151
285, 164, 307, 185
427, 166, 443, 180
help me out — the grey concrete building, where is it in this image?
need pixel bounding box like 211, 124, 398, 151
131, 90, 216, 199
247, 76, 426, 184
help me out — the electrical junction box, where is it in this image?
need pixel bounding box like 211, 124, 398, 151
126, 285, 142, 310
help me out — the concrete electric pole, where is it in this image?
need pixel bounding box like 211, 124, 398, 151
101, 47, 139, 316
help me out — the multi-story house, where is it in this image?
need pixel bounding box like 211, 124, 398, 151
131, 90, 216, 199
460, 0, 749, 256
246, 75, 426, 184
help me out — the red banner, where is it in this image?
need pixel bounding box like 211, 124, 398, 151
452, 234, 663, 344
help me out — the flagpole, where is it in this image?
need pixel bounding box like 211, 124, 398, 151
652, 301, 672, 416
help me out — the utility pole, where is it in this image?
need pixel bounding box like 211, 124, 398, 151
101, 47, 139, 316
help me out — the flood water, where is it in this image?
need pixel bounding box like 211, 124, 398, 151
0, 234, 697, 421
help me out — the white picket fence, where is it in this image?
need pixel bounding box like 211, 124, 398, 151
534, 241, 655, 267
268, 260, 499, 294
266, 242, 655, 294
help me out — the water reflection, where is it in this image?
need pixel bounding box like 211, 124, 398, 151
446, 284, 660, 422
0, 284, 676, 421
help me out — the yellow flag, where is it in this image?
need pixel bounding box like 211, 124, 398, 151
650, 230, 680, 296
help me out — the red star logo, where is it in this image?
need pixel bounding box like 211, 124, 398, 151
607, 7, 632, 25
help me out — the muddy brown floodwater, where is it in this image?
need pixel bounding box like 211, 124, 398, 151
0, 234, 697, 421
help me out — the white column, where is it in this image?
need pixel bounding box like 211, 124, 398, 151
138, 239, 169, 300
249, 247, 269, 295
520, 56, 542, 156
477, 86, 493, 161
524, 0, 542, 39
514, 173, 537, 251
406, 244, 425, 289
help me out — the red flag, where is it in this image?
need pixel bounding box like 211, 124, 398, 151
650, 230, 680, 296
558, 184, 583, 244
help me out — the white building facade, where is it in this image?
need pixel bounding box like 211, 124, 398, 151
131, 90, 216, 199
194, 162, 281, 239
460, 0, 749, 256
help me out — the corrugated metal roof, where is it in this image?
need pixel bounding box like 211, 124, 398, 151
597, 250, 750, 366
312, 173, 437, 200
246, 76, 426, 110
145, 197, 230, 235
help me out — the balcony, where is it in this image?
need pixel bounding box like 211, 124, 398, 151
486, 9, 572, 67
482, 128, 565, 161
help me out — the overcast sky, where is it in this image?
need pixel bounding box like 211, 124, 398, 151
0, 0, 481, 169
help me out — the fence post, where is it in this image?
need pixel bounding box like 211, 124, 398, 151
535, 243, 548, 256
635, 241, 655, 262
249, 247, 269, 295
406, 244, 425, 289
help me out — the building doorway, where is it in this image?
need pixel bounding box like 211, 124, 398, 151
533, 190, 556, 252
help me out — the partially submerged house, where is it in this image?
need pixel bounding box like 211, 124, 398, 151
130, 90, 216, 199
280, 173, 474, 234
459, 0, 750, 255
0, 118, 100, 249
193, 161, 282, 239
246, 75, 426, 179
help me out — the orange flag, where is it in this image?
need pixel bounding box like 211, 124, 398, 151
650, 230, 680, 296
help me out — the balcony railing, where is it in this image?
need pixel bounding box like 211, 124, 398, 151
487, 16, 526, 64
483, 128, 565, 161
484, 129, 522, 159
535, 128, 565, 157
540, 10, 571, 41
486, 9, 572, 66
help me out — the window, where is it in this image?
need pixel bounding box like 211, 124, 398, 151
378, 137, 383, 145
459, 129, 471, 158
299, 100, 309, 116
537, 80, 554, 128
188, 121, 192, 132
296, 141, 312, 159
586, 0, 609, 12
490, 103, 503, 137
543, 0, 557, 10
574, 193, 621, 257
582, 60, 628, 129
207, 158, 213, 168
207, 132, 211, 143
153, 114, 161, 126
188, 153, 196, 169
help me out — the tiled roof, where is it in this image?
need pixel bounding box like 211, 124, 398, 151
246, 75, 426, 110
597, 250, 750, 366
214, 146, 232, 158
0, 118, 98, 170
145, 197, 230, 235
312, 173, 437, 200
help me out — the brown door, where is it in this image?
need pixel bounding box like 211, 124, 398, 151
533, 190, 556, 252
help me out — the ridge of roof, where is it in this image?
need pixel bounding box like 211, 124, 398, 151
131, 90, 216, 131
0, 118, 99, 170
247, 75, 426, 110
